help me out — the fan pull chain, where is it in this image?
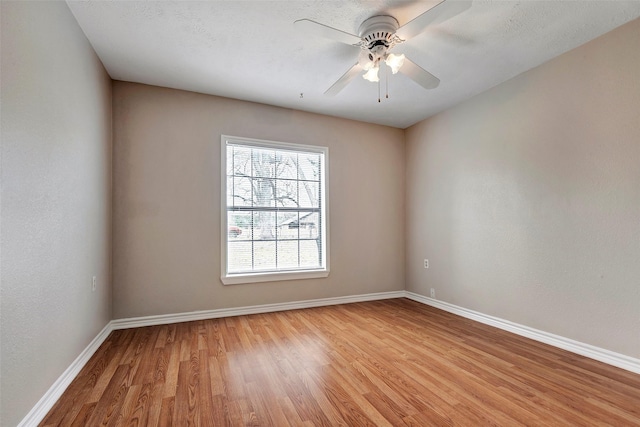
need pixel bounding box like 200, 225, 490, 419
377, 77, 381, 103
382, 63, 389, 99
384, 69, 389, 99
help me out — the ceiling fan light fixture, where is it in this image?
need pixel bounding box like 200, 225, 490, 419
362, 66, 380, 82
296, 0, 463, 97
385, 53, 405, 74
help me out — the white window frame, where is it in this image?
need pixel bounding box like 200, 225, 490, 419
221, 135, 330, 285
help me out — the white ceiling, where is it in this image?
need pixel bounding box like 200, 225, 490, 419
67, 0, 640, 129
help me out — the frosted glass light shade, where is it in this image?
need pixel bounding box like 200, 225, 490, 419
362, 66, 380, 82
385, 53, 405, 74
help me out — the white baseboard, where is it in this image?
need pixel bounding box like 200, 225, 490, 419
111, 290, 406, 330
17, 323, 113, 427
405, 291, 640, 375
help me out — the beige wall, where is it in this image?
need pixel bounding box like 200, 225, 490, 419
0, 2, 112, 425
112, 82, 405, 319
405, 18, 640, 358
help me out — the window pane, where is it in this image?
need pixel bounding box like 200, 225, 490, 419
228, 211, 251, 241
228, 241, 253, 272
252, 178, 275, 207
226, 146, 234, 176
252, 211, 276, 241
277, 241, 299, 269
231, 176, 252, 207
226, 176, 234, 207
232, 146, 251, 176
294, 212, 319, 239
298, 181, 319, 208
252, 148, 275, 178
275, 152, 298, 179
298, 153, 320, 180
277, 211, 299, 239
300, 240, 321, 268
254, 241, 276, 270
276, 179, 298, 207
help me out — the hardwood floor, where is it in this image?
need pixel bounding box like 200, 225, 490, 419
41, 298, 640, 426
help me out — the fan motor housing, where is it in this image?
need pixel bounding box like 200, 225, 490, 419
358, 15, 402, 52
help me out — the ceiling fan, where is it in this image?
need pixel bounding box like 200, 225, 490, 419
294, 0, 472, 97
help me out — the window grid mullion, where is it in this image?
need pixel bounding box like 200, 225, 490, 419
274, 149, 279, 270
296, 153, 301, 267
318, 156, 322, 266
250, 148, 255, 271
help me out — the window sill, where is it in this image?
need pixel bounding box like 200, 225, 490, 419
221, 269, 329, 285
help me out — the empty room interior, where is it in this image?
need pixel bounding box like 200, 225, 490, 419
2, 0, 640, 425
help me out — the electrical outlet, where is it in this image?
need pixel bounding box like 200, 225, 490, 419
424, 259, 429, 269
92, 276, 96, 292
430, 288, 435, 298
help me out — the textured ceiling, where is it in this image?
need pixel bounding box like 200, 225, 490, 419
67, 1, 640, 128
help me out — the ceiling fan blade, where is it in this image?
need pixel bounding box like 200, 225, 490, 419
395, 0, 472, 41
399, 58, 440, 90
325, 63, 363, 96
294, 19, 361, 45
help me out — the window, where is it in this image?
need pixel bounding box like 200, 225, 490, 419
221, 135, 329, 285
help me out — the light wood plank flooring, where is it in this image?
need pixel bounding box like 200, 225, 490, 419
41, 298, 640, 426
